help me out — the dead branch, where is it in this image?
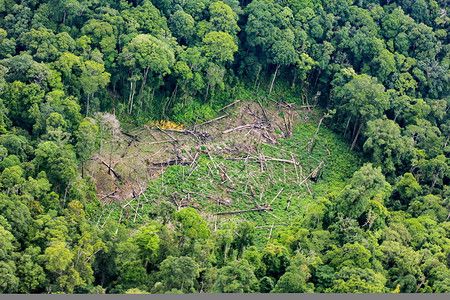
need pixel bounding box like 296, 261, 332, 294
155, 126, 177, 141
269, 98, 291, 109
195, 113, 229, 126
311, 160, 325, 179
121, 130, 139, 140
267, 222, 275, 244
223, 121, 270, 134
101, 204, 117, 228
257, 100, 270, 122
218, 99, 243, 112
98, 189, 118, 201
299, 161, 325, 186
138, 139, 181, 146
307, 116, 324, 153
269, 187, 284, 206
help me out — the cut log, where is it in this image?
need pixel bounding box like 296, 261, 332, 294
226, 156, 301, 166
215, 206, 272, 215
307, 116, 324, 153
121, 130, 139, 140
151, 159, 193, 167
99, 159, 122, 182
223, 121, 270, 134
195, 113, 229, 126
155, 126, 177, 141
257, 100, 270, 122
219, 100, 244, 112
269, 187, 284, 206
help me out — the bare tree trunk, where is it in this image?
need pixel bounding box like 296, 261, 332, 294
393, 109, 402, 123
350, 122, 363, 151
138, 67, 149, 96
430, 168, 443, 193
308, 116, 324, 153
269, 64, 280, 95
343, 116, 352, 137
351, 116, 359, 142
254, 66, 262, 89
167, 83, 178, 111
204, 83, 210, 102
129, 81, 135, 114
313, 70, 321, 90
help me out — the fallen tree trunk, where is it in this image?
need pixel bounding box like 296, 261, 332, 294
223, 121, 270, 134
100, 159, 122, 182
226, 156, 301, 166
121, 130, 139, 140
151, 159, 193, 167
155, 126, 177, 141
195, 113, 229, 126
218, 100, 244, 112
215, 206, 272, 215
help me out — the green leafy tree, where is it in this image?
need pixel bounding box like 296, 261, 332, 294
168, 10, 195, 44
363, 118, 415, 175
209, 1, 240, 35
0, 225, 19, 293
120, 34, 175, 113
272, 264, 314, 293
75, 117, 98, 178
325, 267, 387, 293
212, 259, 258, 293
332, 74, 389, 151
13, 246, 46, 293
334, 163, 391, 227
157, 256, 199, 292
173, 207, 210, 251
79, 60, 110, 117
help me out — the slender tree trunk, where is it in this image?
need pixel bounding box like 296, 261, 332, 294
350, 122, 363, 151
444, 136, 449, 148
430, 168, 443, 193
343, 116, 351, 137
151, 87, 156, 104
63, 11, 67, 25
291, 71, 297, 88
254, 66, 262, 89
351, 115, 359, 142
416, 276, 429, 293
99, 131, 103, 154
165, 84, 178, 113
393, 109, 402, 123
129, 81, 135, 114
138, 67, 150, 96
204, 83, 210, 102
308, 116, 324, 153
269, 64, 280, 95
313, 70, 321, 90
86, 93, 90, 117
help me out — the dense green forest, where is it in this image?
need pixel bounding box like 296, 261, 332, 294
0, 0, 449, 294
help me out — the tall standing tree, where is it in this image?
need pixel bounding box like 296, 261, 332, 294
332, 74, 389, 151
79, 60, 110, 117
120, 34, 175, 114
